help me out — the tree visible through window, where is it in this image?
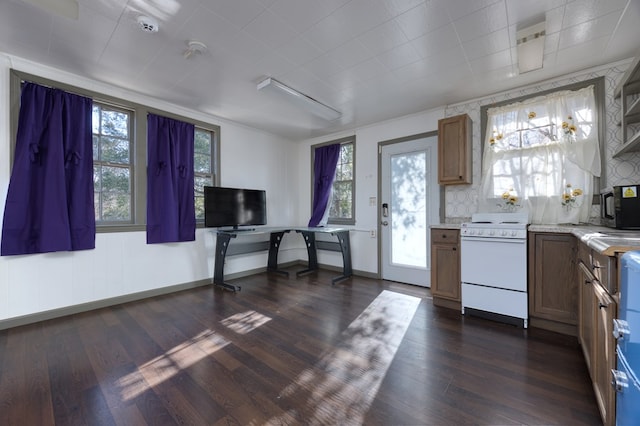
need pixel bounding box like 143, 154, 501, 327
194, 128, 215, 221
93, 103, 133, 223
328, 141, 354, 224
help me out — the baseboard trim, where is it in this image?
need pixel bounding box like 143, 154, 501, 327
0, 261, 375, 330
0, 278, 213, 331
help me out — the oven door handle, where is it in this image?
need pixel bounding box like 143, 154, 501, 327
461, 236, 526, 244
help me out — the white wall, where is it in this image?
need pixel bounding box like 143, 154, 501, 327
0, 53, 297, 322
296, 108, 444, 276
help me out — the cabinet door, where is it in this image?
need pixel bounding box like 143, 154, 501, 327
529, 233, 577, 324
430, 229, 460, 302
437, 114, 471, 185
593, 284, 616, 426
578, 262, 595, 373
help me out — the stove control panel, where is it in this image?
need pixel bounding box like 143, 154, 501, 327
460, 225, 528, 239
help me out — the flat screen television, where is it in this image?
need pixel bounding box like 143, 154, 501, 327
204, 186, 267, 230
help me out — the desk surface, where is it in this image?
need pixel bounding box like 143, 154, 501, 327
214, 226, 349, 236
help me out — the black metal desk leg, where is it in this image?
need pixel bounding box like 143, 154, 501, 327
267, 231, 290, 276
332, 230, 353, 284
213, 233, 241, 292
296, 230, 318, 276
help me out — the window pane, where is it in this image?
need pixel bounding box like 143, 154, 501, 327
100, 192, 132, 221
194, 175, 211, 220
195, 130, 211, 153
100, 136, 130, 163
194, 153, 211, 173
101, 110, 129, 138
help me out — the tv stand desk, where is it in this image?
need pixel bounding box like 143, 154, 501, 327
213, 227, 352, 291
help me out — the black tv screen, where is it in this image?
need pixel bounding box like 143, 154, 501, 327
204, 186, 267, 229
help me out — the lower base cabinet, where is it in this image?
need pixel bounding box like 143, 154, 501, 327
430, 228, 460, 310
578, 243, 617, 426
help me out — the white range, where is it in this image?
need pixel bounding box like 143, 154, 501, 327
460, 212, 529, 328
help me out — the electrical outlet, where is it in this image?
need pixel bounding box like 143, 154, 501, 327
370, 229, 376, 238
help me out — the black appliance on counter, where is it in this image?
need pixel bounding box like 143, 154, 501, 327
601, 185, 640, 229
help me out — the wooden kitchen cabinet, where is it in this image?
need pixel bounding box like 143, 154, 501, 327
528, 232, 578, 335
577, 241, 617, 426
437, 114, 472, 185
430, 228, 460, 310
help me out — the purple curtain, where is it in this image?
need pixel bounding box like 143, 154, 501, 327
1, 82, 94, 255
308, 144, 341, 227
147, 114, 195, 244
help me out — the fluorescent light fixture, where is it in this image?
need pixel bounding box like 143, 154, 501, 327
257, 77, 341, 121
516, 22, 545, 74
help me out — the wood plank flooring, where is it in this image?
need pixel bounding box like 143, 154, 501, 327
0, 268, 602, 425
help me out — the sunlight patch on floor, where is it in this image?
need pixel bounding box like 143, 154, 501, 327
269, 290, 421, 425
117, 329, 229, 401
221, 310, 272, 334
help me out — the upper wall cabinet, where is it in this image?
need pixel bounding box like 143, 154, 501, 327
614, 54, 640, 157
438, 114, 472, 185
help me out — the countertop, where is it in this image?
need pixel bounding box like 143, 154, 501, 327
431, 223, 640, 256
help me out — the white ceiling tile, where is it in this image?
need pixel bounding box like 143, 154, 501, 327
243, 9, 298, 49
392, 57, 432, 83
380, 0, 426, 16
304, 14, 352, 52
394, 1, 451, 41
462, 27, 510, 60
49, 7, 117, 63
304, 52, 347, 79
174, 6, 242, 56
78, 0, 128, 21
276, 37, 323, 66
469, 48, 512, 73
563, 0, 630, 27
375, 42, 422, 70
338, 57, 389, 83
331, 0, 393, 36
409, 24, 461, 59
444, 0, 504, 21
200, 0, 266, 29
453, 1, 509, 42
557, 11, 622, 50
268, 0, 338, 33
253, 50, 297, 78
324, 39, 373, 70
356, 20, 410, 56
0, 0, 53, 54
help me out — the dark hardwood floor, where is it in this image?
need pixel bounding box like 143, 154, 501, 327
0, 268, 601, 425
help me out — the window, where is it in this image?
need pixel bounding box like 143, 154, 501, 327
311, 137, 355, 225
479, 79, 604, 225
194, 128, 216, 221
93, 103, 133, 224
9, 70, 221, 232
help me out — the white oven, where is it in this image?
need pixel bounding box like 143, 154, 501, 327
460, 212, 529, 328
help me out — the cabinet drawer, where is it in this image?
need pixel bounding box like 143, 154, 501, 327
431, 229, 459, 243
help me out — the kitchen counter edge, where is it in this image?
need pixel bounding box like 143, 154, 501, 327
528, 224, 640, 256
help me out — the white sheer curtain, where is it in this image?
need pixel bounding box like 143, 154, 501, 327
479, 86, 600, 224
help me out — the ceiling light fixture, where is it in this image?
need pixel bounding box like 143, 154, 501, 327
183, 40, 207, 59
257, 77, 341, 121
516, 21, 545, 74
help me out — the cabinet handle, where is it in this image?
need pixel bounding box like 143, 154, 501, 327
584, 279, 592, 285
599, 302, 607, 310
452, 247, 457, 251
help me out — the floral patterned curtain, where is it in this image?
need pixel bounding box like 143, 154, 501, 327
479, 86, 600, 224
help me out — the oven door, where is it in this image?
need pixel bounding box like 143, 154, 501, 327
461, 236, 527, 291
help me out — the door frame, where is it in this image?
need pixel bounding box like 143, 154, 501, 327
377, 131, 444, 280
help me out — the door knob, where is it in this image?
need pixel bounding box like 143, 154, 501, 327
381, 221, 389, 226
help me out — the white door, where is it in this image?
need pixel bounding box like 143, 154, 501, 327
380, 136, 439, 287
